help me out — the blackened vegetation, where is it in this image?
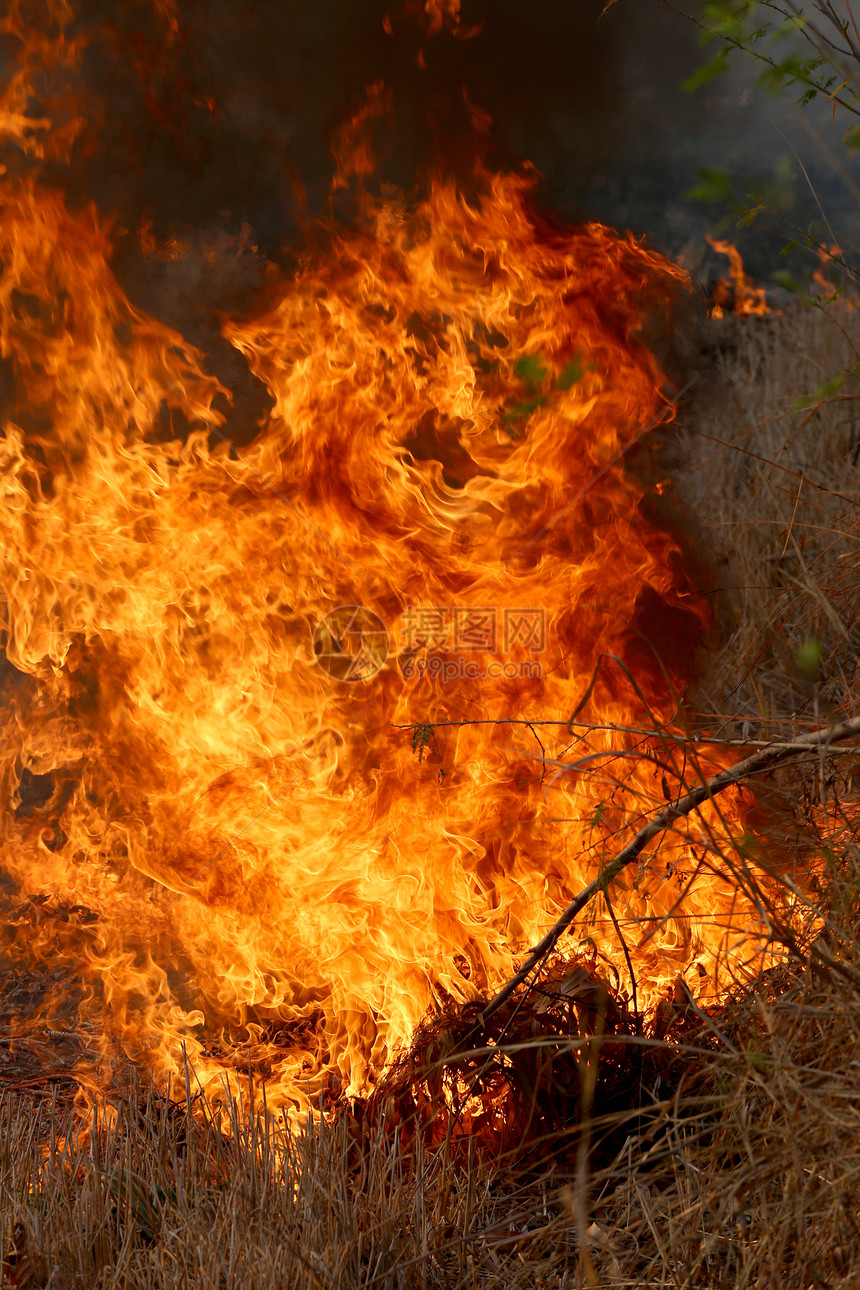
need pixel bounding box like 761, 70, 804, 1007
351, 956, 709, 1171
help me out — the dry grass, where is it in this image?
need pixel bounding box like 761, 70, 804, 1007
7, 948, 860, 1288
584, 952, 860, 1288
6, 301, 860, 1289
671, 296, 860, 737
0, 1075, 584, 1289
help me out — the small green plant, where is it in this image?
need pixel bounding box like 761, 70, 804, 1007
688, 2, 860, 116
410, 721, 437, 761
681, 1, 860, 297
795, 635, 824, 681
504, 351, 587, 435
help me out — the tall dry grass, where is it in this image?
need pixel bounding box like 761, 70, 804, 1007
671, 296, 860, 738
0, 1073, 582, 1289
6, 957, 860, 1288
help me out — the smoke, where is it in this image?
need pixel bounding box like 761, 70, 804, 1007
15, 0, 859, 371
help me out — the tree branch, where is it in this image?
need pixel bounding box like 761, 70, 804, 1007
478, 714, 860, 1030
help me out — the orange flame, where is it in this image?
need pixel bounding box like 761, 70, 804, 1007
0, 169, 786, 1112
707, 236, 770, 318
813, 242, 842, 301
0, 0, 87, 161
424, 0, 461, 34
0, 0, 791, 1117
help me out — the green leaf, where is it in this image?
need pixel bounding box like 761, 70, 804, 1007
685, 165, 733, 205
795, 637, 824, 681
759, 53, 824, 95
682, 50, 730, 92
514, 353, 548, 391
794, 372, 848, 409
737, 202, 765, 228
772, 269, 799, 292
504, 395, 548, 425
103, 1168, 160, 1242
411, 723, 436, 760
700, 0, 763, 43
777, 14, 807, 35
556, 356, 584, 389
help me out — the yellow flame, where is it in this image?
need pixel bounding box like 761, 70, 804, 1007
0, 0, 787, 1117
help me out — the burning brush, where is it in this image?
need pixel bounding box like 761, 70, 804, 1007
0, 0, 830, 1131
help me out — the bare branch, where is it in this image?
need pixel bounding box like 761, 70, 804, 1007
478, 714, 860, 1030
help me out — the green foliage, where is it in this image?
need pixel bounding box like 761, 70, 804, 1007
556, 356, 585, 389
504, 350, 586, 434
103, 1167, 163, 1242
682, 46, 732, 91
772, 267, 801, 291
685, 156, 796, 227
513, 353, 549, 391
793, 362, 860, 408
685, 165, 734, 205
794, 636, 824, 681
758, 52, 828, 97
590, 798, 608, 830
744, 1047, 773, 1073
504, 396, 547, 430
698, 0, 761, 43
737, 200, 766, 227
410, 722, 436, 761
686, 2, 860, 327
686, 2, 860, 143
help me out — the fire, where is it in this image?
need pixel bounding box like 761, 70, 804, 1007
813, 242, 842, 301
0, 1, 786, 1116
424, 0, 461, 34
707, 235, 770, 318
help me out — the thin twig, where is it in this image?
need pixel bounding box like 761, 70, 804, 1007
478, 713, 860, 1030
396, 716, 860, 753
603, 885, 640, 1037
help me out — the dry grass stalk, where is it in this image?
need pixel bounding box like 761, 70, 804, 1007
671, 297, 860, 737
0, 1075, 585, 1289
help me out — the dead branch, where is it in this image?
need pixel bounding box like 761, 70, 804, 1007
479, 713, 860, 1030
